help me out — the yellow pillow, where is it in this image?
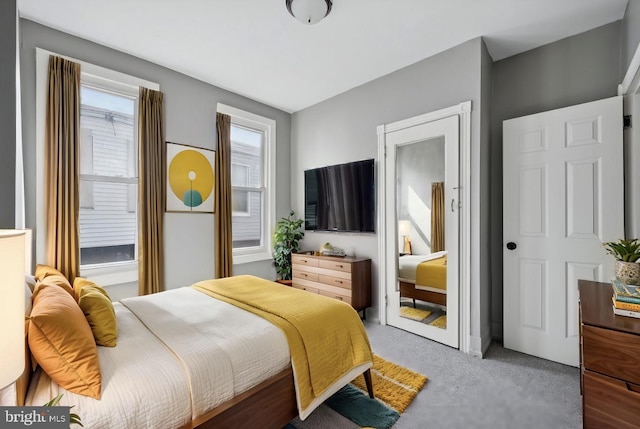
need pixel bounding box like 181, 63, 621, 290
78, 286, 117, 347
28, 284, 102, 399
73, 277, 110, 299
33, 265, 76, 302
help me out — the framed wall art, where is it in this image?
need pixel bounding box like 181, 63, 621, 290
166, 142, 215, 213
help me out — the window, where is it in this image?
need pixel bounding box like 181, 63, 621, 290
78, 85, 138, 267
231, 163, 250, 216
35, 48, 159, 286
218, 104, 276, 264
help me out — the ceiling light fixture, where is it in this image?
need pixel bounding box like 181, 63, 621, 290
286, 0, 332, 25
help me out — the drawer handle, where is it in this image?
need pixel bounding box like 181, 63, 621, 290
302, 273, 308, 277
335, 280, 343, 284
337, 264, 343, 268
301, 259, 307, 263
627, 382, 640, 394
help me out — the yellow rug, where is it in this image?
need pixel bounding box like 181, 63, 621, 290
399, 306, 431, 321
429, 315, 447, 329
351, 354, 428, 414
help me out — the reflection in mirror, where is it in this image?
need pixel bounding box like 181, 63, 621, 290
396, 137, 448, 329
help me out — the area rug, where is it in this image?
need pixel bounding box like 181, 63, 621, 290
429, 315, 447, 329
399, 306, 431, 321
287, 354, 428, 429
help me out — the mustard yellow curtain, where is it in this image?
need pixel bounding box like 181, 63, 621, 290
431, 182, 445, 252
215, 113, 233, 278
138, 88, 165, 295
45, 56, 81, 281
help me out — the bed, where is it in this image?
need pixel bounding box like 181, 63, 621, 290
19, 271, 374, 429
398, 251, 447, 307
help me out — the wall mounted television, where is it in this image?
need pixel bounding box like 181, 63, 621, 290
304, 158, 375, 233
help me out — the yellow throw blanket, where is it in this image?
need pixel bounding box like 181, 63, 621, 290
192, 275, 373, 415
415, 255, 447, 291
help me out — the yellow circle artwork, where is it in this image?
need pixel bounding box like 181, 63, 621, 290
168, 150, 213, 209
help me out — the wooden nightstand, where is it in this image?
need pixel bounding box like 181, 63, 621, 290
579, 279, 640, 429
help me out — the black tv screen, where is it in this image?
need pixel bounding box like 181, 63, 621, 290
304, 159, 375, 232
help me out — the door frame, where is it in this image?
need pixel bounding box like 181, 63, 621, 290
377, 101, 471, 354
619, 40, 640, 238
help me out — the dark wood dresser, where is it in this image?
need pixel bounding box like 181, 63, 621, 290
579, 279, 640, 429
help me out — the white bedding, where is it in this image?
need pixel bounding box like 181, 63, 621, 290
398, 251, 447, 282
121, 287, 291, 419
26, 288, 291, 427
26, 302, 192, 429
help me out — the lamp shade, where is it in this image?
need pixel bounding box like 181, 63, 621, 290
0, 230, 25, 390
398, 220, 411, 237
286, 0, 332, 24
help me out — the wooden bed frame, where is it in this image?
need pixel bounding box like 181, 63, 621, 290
399, 280, 446, 307
19, 324, 374, 429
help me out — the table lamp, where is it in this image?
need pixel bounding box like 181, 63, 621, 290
398, 220, 412, 255
0, 230, 26, 391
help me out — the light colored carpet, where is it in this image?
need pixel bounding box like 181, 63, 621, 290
291, 322, 582, 429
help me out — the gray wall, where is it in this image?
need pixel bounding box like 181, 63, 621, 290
479, 40, 493, 351
292, 38, 490, 353
622, 0, 640, 80
397, 137, 444, 255
489, 21, 622, 339
0, 0, 16, 228
20, 19, 292, 295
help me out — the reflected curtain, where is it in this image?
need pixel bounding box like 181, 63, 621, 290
45, 55, 80, 281
215, 112, 233, 278
138, 87, 165, 295
431, 182, 445, 252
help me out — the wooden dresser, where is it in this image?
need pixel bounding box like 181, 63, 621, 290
579, 279, 640, 429
291, 252, 371, 315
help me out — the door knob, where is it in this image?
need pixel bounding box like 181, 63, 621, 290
506, 242, 517, 250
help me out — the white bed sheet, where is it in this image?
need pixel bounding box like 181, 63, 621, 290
121, 287, 291, 419
398, 250, 447, 282
26, 302, 192, 429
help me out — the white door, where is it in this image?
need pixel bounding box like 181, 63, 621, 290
385, 115, 460, 348
503, 96, 624, 367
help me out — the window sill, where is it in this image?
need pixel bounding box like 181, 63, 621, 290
80, 261, 138, 287
233, 251, 273, 265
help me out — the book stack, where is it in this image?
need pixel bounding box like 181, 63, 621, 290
611, 279, 640, 318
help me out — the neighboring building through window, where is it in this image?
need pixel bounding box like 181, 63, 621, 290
218, 104, 276, 264
79, 85, 137, 266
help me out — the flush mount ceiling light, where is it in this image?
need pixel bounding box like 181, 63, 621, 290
286, 0, 333, 25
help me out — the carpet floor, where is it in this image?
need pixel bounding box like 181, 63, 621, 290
290, 321, 582, 429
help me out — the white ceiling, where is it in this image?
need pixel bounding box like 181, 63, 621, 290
19, 0, 628, 113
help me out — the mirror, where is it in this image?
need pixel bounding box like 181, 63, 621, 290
396, 137, 448, 329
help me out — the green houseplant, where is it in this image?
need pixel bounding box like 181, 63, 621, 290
273, 211, 304, 281
603, 238, 640, 285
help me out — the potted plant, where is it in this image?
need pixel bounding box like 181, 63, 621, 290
273, 211, 304, 283
603, 238, 640, 285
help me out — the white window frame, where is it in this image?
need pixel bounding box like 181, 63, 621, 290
218, 103, 276, 265
231, 162, 251, 216
35, 48, 159, 286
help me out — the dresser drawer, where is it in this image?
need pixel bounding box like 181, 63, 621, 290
293, 270, 318, 282
319, 274, 351, 290
582, 325, 640, 385
319, 259, 351, 273
292, 284, 318, 294
318, 289, 351, 304
292, 254, 319, 267
583, 370, 640, 429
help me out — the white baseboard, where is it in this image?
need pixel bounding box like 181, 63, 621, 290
469, 329, 493, 358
